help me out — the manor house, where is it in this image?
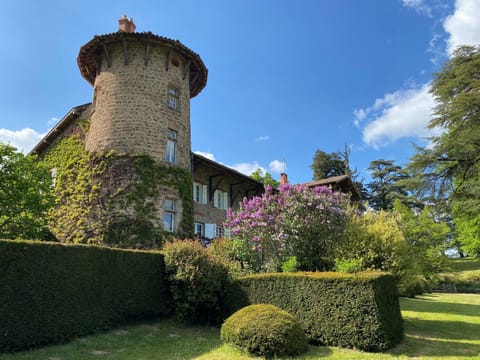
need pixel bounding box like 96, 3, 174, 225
31, 17, 357, 246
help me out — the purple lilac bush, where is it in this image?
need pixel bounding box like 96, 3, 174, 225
225, 184, 348, 271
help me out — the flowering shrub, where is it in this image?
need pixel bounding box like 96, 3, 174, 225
225, 184, 348, 271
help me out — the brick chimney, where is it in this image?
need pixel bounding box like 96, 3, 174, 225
280, 173, 288, 185
118, 15, 136, 33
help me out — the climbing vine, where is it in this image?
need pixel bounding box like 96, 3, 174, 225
40, 136, 111, 244
40, 124, 193, 248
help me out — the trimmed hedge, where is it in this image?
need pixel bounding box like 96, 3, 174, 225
0, 239, 170, 352
227, 271, 403, 352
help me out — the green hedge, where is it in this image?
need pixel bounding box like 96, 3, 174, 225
0, 239, 170, 352
227, 272, 403, 352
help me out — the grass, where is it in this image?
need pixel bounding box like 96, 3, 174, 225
1, 293, 479, 360
448, 258, 480, 272
437, 258, 480, 293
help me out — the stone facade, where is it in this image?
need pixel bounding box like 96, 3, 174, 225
192, 154, 265, 236
31, 19, 265, 245
85, 41, 192, 169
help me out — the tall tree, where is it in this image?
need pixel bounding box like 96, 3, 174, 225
367, 159, 408, 210
407, 45, 480, 256
311, 149, 345, 180
311, 146, 368, 201
250, 168, 280, 187
0, 143, 54, 239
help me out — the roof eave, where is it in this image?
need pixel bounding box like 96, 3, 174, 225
29, 103, 91, 156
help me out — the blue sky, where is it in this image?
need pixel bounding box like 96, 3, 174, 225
1, 0, 479, 184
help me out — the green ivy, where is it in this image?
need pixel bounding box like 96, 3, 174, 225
40, 124, 193, 248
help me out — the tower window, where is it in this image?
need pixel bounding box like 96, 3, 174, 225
167, 86, 180, 110
166, 129, 177, 164
163, 198, 176, 232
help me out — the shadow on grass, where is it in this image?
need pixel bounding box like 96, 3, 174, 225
389, 334, 480, 358
387, 317, 480, 358
0, 318, 225, 360
403, 318, 480, 341
401, 297, 480, 317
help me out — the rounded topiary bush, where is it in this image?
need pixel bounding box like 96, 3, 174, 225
221, 304, 308, 358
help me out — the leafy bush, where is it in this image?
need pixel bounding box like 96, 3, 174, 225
227, 272, 403, 352
221, 304, 308, 358
0, 143, 54, 240
225, 184, 348, 271
0, 239, 170, 352
208, 238, 255, 276
162, 240, 231, 324
336, 207, 422, 296
281, 256, 299, 272
334, 258, 362, 273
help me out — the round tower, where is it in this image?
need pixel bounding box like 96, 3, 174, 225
77, 16, 207, 169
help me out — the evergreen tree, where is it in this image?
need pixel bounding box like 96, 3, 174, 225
367, 159, 408, 210
407, 45, 480, 256
311, 146, 368, 201
310, 149, 345, 180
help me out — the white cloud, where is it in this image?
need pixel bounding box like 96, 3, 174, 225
255, 135, 270, 142
193, 151, 216, 161
426, 32, 444, 65
444, 0, 480, 55
0, 128, 45, 154
402, 0, 432, 17
269, 160, 287, 173
230, 161, 265, 176
356, 83, 435, 149
194, 150, 285, 177
47, 117, 59, 127
355, 0, 480, 149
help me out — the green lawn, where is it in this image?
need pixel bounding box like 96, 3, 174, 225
449, 258, 480, 272
1, 293, 479, 360
438, 258, 480, 293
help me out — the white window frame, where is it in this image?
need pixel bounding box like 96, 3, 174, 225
51, 168, 57, 188
194, 222, 205, 237
163, 198, 176, 232
215, 225, 224, 238
193, 182, 208, 204
166, 129, 177, 164
214, 190, 229, 210
205, 224, 216, 239
167, 86, 180, 111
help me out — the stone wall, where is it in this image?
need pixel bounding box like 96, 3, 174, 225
85, 41, 191, 169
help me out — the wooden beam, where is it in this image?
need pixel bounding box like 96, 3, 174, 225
182, 59, 191, 80
230, 182, 245, 206
190, 71, 199, 86
208, 175, 223, 202
95, 57, 101, 75
102, 45, 111, 68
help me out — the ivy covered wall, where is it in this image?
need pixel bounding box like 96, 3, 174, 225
40, 119, 193, 248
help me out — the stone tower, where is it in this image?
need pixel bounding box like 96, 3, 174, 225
77, 16, 207, 169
